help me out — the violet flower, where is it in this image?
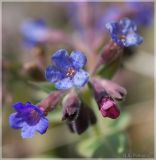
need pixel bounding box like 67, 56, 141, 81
9, 102, 48, 138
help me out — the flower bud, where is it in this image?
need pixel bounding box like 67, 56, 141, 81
93, 78, 127, 101
62, 92, 80, 121
99, 96, 120, 119
92, 78, 125, 119
67, 103, 97, 134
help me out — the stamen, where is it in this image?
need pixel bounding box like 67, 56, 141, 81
119, 35, 126, 42
66, 67, 76, 77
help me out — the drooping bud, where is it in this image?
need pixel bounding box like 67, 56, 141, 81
92, 78, 127, 119
99, 96, 120, 119
67, 103, 97, 134
62, 91, 80, 121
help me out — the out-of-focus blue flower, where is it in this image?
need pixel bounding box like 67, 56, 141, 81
97, 6, 122, 32
45, 49, 89, 90
106, 18, 143, 47
21, 19, 48, 48
126, 2, 154, 26
9, 102, 48, 138
67, 3, 84, 34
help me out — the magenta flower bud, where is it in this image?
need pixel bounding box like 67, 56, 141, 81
99, 96, 120, 119
62, 92, 80, 121
92, 78, 126, 119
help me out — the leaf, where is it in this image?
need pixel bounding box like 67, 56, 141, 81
77, 136, 101, 157
28, 81, 56, 93
77, 131, 129, 158
97, 56, 121, 79
93, 132, 129, 158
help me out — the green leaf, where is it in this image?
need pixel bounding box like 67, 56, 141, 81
97, 56, 121, 79
77, 131, 129, 158
28, 81, 56, 94
77, 136, 101, 157
93, 132, 129, 158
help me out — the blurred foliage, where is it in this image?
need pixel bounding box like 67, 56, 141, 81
28, 81, 56, 94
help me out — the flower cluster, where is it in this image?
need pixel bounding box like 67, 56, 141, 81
9, 6, 145, 139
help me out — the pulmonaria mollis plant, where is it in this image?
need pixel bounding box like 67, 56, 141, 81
9, 15, 144, 138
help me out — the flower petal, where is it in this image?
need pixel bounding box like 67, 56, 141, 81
52, 49, 72, 71
55, 77, 73, 90
36, 117, 49, 134
13, 102, 28, 113
119, 18, 137, 34
124, 33, 143, 47
21, 123, 36, 138
13, 102, 42, 114
105, 21, 119, 35
73, 69, 89, 88
70, 51, 87, 69
9, 113, 24, 129
45, 65, 64, 83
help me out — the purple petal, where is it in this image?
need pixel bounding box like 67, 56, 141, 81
45, 65, 64, 83
52, 49, 72, 71
9, 113, 24, 129
36, 117, 48, 134
70, 51, 87, 69
105, 21, 120, 35
13, 102, 28, 113
73, 69, 89, 88
55, 77, 73, 90
21, 123, 36, 138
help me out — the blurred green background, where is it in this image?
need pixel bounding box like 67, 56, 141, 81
2, 2, 154, 158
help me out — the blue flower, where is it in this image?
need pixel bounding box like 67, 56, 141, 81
9, 102, 48, 138
45, 49, 89, 90
21, 19, 48, 48
106, 18, 143, 47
